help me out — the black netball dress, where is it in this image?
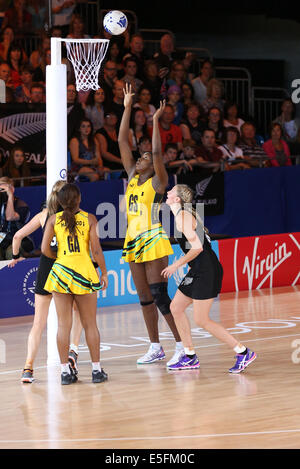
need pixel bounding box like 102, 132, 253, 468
176, 212, 223, 300
34, 213, 58, 296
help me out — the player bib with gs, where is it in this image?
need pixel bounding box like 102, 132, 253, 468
122, 175, 173, 263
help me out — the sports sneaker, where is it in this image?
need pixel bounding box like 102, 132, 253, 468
166, 348, 185, 367
68, 349, 78, 375
167, 354, 200, 371
61, 365, 78, 385
92, 368, 108, 383
21, 369, 34, 383
229, 349, 257, 374
137, 346, 165, 364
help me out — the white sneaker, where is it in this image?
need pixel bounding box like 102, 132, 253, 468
166, 348, 185, 367
137, 346, 166, 364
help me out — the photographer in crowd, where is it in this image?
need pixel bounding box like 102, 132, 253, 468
0, 176, 32, 260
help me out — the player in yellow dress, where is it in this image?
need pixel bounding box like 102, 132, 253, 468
42, 183, 108, 385
118, 83, 184, 365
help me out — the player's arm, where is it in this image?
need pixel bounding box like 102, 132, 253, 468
118, 82, 136, 181
151, 100, 169, 193
161, 211, 203, 278
88, 213, 108, 290
8, 209, 47, 267
41, 214, 56, 259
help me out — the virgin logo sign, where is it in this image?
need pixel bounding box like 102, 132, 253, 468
219, 233, 300, 292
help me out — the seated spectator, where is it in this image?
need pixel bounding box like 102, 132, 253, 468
182, 82, 195, 109
108, 79, 125, 129
67, 13, 90, 39
0, 26, 13, 62
128, 108, 149, 157
51, 0, 77, 37
153, 33, 183, 76
273, 99, 300, 153
205, 107, 225, 144
192, 60, 214, 105
121, 57, 143, 101
0, 61, 13, 89
100, 60, 118, 107
14, 64, 34, 103
133, 86, 156, 128
29, 82, 45, 104
0, 27, 27, 62
0, 176, 32, 260
218, 126, 251, 170
223, 101, 245, 133
167, 60, 188, 88
26, 0, 47, 33
168, 139, 199, 176
152, 103, 183, 152
95, 111, 124, 171
163, 142, 178, 166
67, 82, 85, 141
7, 41, 26, 89
201, 78, 226, 115
69, 118, 106, 182
180, 103, 205, 147
123, 33, 148, 80
136, 135, 152, 159
142, 60, 164, 107
29, 33, 50, 70
83, 88, 105, 133
2, 146, 31, 186
32, 47, 51, 83
1, 0, 32, 35
197, 129, 224, 163
106, 39, 124, 77
263, 123, 292, 167
239, 122, 268, 166
167, 85, 184, 126
50, 25, 63, 38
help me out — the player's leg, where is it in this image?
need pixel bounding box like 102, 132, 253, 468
130, 261, 166, 364
167, 289, 200, 370
73, 292, 107, 383
144, 256, 181, 341
145, 256, 185, 365
21, 294, 52, 383
52, 292, 76, 384
68, 302, 83, 374
193, 298, 256, 373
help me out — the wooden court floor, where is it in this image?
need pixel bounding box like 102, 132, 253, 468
0, 285, 300, 449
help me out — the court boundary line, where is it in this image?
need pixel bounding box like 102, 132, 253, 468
1, 427, 300, 443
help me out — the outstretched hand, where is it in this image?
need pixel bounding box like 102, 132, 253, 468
153, 99, 166, 121
7, 257, 25, 268
161, 263, 178, 279
123, 82, 135, 108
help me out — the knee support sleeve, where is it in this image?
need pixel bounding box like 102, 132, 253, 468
149, 282, 171, 316
140, 299, 154, 307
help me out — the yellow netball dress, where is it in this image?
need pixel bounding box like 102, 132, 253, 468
122, 175, 173, 263
44, 210, 101, 294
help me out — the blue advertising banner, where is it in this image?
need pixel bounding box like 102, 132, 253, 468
0, 241, 219, 318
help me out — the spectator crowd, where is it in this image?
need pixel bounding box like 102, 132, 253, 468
0, 1, 297, 259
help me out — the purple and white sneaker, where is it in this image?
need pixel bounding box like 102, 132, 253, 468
137, 346, 166, 364
229, 349, 257, 374
167, 354, 200, 371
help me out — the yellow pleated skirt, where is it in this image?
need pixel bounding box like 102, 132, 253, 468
44, 260, 101, 295
122, 225, 173, 263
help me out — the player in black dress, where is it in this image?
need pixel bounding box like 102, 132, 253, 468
162, 184, 257, 373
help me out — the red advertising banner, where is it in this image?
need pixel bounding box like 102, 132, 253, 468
218, 233, 300, 292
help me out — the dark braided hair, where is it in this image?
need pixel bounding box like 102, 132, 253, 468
57, 183, 81, 238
